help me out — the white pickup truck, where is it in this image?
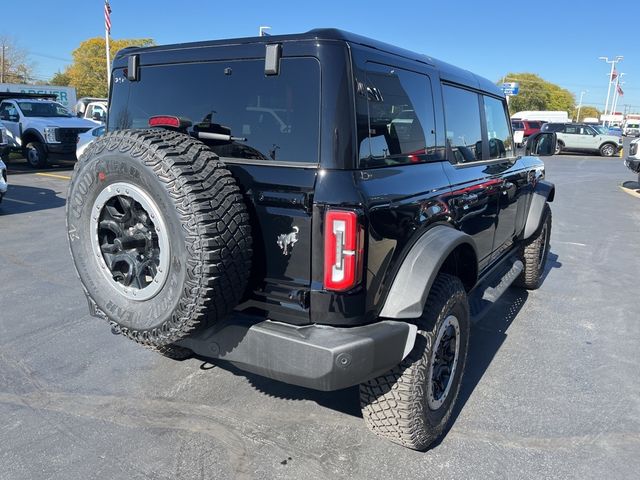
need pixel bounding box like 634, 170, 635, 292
0, 93, 96, 168
74, 97, 108, 123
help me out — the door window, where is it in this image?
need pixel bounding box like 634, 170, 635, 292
357, 64, 438, 167
442, 85, 483, 163
565, 125, 579, 134
483, 95, 513, 159
0, 103, 18, 121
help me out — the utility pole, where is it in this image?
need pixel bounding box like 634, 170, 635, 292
576, 90, 587, 122
599, 56, 623, 126
1, 43, 5, 84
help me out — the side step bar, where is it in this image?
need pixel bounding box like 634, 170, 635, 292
469, 258, 523, 322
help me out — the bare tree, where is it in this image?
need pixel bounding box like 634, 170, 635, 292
0, 35, 36, 84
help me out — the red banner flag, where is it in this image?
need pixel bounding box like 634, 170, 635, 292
611, 69, 618, 81
105, 1, 112, 35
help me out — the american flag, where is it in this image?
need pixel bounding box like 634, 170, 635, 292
617, 84, 624, 96
105, 1, 112, 35
611, 69, 618, 81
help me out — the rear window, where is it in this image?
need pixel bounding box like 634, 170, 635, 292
108, 58, 320, 164
527, 121, 542, 128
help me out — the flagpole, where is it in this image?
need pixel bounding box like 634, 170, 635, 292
105, 1, 111, 90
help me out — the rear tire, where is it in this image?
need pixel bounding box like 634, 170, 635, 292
66, 129, 252, 346
514, 204, 551, 290
360, 274, 470, 451
25, 141, 48, 168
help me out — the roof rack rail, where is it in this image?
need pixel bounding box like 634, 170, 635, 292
0, 92, 58, 101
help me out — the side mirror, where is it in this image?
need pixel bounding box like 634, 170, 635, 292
92, 112, 103, 121
8, 115, 18, 122
525, 132, 557, 157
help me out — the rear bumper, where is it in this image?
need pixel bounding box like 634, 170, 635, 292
176, 315, 417, 391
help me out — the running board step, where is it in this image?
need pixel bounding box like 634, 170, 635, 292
469, 259, 523, 322
482, 260, 523, 302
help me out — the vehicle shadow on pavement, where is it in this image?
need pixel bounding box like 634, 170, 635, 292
435, 250, 561, 448
192, 252, 562, 426
198, 358, 363, 418
0, 184, 66, 216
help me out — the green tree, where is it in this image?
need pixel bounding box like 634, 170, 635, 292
573, 105, 600, 122
499, 73, 575, 115
65, 37, 154, 97
50, 70, 70, 86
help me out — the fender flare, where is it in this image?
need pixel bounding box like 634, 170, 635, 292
21, 128, 47, 149
379, 225, 478, 319
523, 180, 555, 239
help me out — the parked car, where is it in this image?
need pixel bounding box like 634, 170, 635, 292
0, 122, 8, 203
624, 138, 640, 183
623, 122, 640, 137
0, 157, 7, 204
74, 97, 108, 124
0, 93, 96, 168
541, 122, 622, 156
66, 28, 557, 451
608, 126, 623, 137
511, 119, 543, 139
76, 125, 106, 159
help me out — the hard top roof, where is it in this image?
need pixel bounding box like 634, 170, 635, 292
115, 28, 503, 97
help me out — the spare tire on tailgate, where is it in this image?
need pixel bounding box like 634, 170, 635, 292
66, 129, 252, 346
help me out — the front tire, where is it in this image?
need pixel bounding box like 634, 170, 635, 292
554, 141, 563, 155
599, 143, 617, 157
25, 141, 48, 168
514, 204, 552, 290
360, 274, 470, 451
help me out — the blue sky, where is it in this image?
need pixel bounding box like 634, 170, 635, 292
3, 0, 640, 111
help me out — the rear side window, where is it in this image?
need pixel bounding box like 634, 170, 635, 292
442, 85, 483, 163
357, 63, 438, 168
528, 121, 542, 128
483, 95, 513, 159
109, 58, 320, 164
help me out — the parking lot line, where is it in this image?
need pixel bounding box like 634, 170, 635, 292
3, 197, 36, 205
36, 172, 72, 180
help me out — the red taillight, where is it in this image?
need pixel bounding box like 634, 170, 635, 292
324, 210, 363, 291
149, 115, 182, 128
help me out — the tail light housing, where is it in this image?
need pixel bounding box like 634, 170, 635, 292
324, 210, 363, 291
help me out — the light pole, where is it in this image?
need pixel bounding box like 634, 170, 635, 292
576, 90, 587, 122
0, 44, 6, 84
599, 56, 623, 126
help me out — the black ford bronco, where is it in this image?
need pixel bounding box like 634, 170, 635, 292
66, 29, 556, 450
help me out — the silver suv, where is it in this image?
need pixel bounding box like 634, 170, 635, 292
541, 123, 622, 157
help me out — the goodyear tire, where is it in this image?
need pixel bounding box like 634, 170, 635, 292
66, 129, 252, 346
514, 204, 551, 290
360, 274, 470, 451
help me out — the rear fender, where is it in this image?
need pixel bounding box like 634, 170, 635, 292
379, 225, 478, 319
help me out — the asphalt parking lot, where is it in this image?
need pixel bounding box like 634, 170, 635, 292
1, 148, 639, 480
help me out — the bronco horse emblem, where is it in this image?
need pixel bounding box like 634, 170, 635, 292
277, 227, 299, 255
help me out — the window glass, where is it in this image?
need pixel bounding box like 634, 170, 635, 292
483, 95, 513, 159
442, 85, 483, 163
17, 101, 71, 118
357, 64, 438, 168
565, 125, 578, 134
109, 58, 320, 163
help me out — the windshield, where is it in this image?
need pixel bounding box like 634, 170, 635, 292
17, 101, 71, 118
